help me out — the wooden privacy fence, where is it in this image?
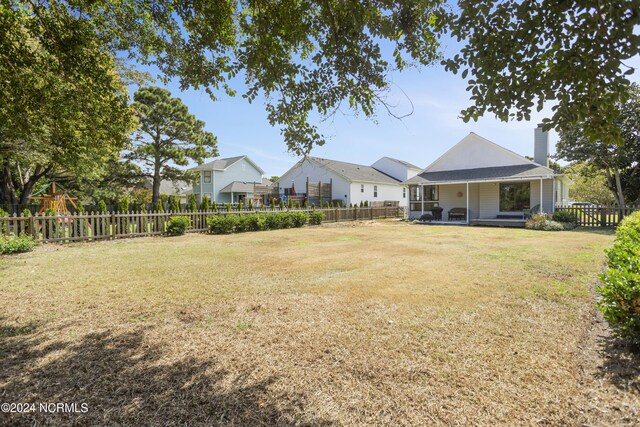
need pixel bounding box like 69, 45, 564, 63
554, 205, 639, 227
0, 207, 404, 243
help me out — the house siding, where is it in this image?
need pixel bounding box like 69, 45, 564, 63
349, 182, 406, 207
193, 157, 263, 203
278, 160, 349, 204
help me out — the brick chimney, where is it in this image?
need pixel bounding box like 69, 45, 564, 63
534, 124, 549, 167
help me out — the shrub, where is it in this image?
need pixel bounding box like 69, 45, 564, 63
303, 200, 308, 209
287, 198, 293, 209
248, 199, 254, 211
290, 211, 308, 227
238, 201, 243, 212
187, 194, 198, 212
97, 200, 108, 214
246, 214, 266, 231
0, 233, 37, 255
166, 216, 191, 235
235, 214, 249, 232
200, 195, 210, 212
226, 203, 231, 212
309, 211, 324, 225
553, 210, 578, 223
0, 208, 6, 234
279, 212, 294, 229
207, 214, 238, 234
279, 199, 285, 210
119, 196, 130, 213
212, 201, 218, 212
526, 213, 573, 231
359, 201, 363, 207
265, 213, 282, 230
598, 212, 640, 347
363, 200, 369, 207
295, 201, 300, 209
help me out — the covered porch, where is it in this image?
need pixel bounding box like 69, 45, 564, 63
408, 176, 560, 226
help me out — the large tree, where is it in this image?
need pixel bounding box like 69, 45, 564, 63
443, 1, 639, 145
0, 2, 135, 207
555, 85, 640, 207
5, 0, 444, 155
564, 163, 617, 206
128, 87, 218, 204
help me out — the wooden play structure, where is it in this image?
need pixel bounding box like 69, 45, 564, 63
31, 182, 78, 215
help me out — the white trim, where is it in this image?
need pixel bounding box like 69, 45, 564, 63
423, 133, 536, 173
539, 178, 543, 213
466, 182, 469, 225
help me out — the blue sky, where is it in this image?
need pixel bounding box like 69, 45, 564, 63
131, 36, 640, 178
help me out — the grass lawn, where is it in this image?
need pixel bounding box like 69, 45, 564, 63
1, 221, 638, 426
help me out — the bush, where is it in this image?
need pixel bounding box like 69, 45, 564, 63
187, 194, 198, 212
119, 195, 130, 213
166, 216, 190, 235
0, 233, 37, 255
552, 210, 578, 223
97, 200, 108, 214
200, 195, 210, 212
309, 211, 324, 225
290, 211, 308, 227
207, 214, 238, 234
525, 213, 571, 231
265, 213, 282, 230
246, 214, 266, 231
598, 211, 640, 347
235, 214, 249, 232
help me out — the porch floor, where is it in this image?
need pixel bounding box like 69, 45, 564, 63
470, 218, 526, 228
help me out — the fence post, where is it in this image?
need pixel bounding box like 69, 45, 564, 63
29, 215, 36, 239
600, 207, 606, 227
110, 212, 116, 240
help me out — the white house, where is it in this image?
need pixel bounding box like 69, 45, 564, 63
191, 155, 265, 204
277, 156, 410, 207
404, 126, 571, 223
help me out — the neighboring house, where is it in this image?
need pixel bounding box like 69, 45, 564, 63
371, 157, 422, 182
191, 155, 265, 203
404, 125, 571, 222
143, 179, 191, 204
277, 157, 409, 207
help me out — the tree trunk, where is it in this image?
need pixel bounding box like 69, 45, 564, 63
0, 160, 17, 207
18, 164, 50, 206
613, 169, 626, 208
152, 168, 161, 205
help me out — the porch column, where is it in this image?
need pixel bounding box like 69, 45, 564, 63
420, 185, 424, 215
231, 192, 234, 203
539, 178, 543, 213
552, 179, 556, 212
466, 181, 469, 225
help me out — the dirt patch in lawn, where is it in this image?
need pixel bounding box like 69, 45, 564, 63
0, 222, 636, 426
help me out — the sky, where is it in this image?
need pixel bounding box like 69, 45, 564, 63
129, 35, 640, 178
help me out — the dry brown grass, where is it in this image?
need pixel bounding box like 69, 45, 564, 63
0, 221, 637, 426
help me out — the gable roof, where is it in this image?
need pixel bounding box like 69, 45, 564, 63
424, 133, 535, 173
307, 157, 401, 185
191, 155, 265, 174
405, 164, 556, 185
379, 156, 422, 170
218, 181, 260, 193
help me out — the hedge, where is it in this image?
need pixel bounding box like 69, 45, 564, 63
598, 211, 640, 347
207, 212, 309, 234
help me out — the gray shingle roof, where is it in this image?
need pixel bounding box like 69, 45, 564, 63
218, 181, 259, 193
191, 156, 246, 171
404, 164, 557, 184
309, 157, 401, 185
383, 157, 421, 170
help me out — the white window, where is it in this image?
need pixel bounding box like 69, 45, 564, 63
361, 184, 364, 193
403, 188, 406, 198
203, 171, 212, 183
374, 185, 378, 198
